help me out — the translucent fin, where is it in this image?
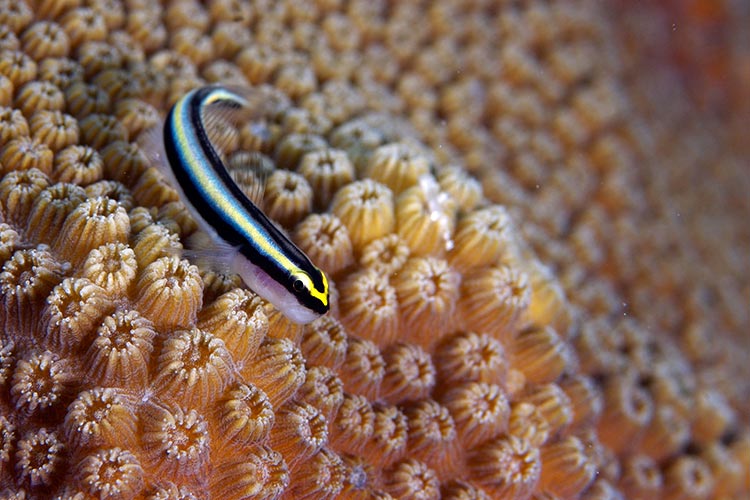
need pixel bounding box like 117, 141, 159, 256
156, 242, 184, 260
136, 121, 188, 205
200, 85, 276, 128
220, 84, 290, 121
225, 150, 275, 209
200, 86, 278, 162
204, 115, 240, 160
137, 123, 183, 193
138, 123, 168, 175
183, 231, 237, 275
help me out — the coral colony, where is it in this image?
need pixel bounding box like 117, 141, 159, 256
0, 0, 748, 498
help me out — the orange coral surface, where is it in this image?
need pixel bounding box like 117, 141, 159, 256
0, 0, 748, 498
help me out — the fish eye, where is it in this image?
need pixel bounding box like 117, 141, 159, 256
292, 278, 305, 293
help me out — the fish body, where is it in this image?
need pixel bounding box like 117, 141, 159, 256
154, 85, 329, 324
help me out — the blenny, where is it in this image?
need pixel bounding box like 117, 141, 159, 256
143, 85, 329, 324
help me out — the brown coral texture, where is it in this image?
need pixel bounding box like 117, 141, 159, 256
0, 0, 748, 499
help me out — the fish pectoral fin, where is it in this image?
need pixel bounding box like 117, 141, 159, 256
183, 231, 238, 275
137, 123, 170, 172
136, 122, 186, 194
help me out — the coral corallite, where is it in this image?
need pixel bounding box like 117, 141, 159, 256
0, 0, 749, 499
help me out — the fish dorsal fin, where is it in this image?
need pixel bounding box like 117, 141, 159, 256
200, 100, 239, 161
198, 86, 285, 209
199, 86, 267, 159
200, 85, 283, 128
225, 150, 275, 210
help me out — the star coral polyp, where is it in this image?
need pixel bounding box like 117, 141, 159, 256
0, 0, 748, 498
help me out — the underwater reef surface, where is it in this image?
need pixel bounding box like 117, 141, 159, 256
0, 0, 748, 498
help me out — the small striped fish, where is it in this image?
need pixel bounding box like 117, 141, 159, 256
143, 85, 329, 324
